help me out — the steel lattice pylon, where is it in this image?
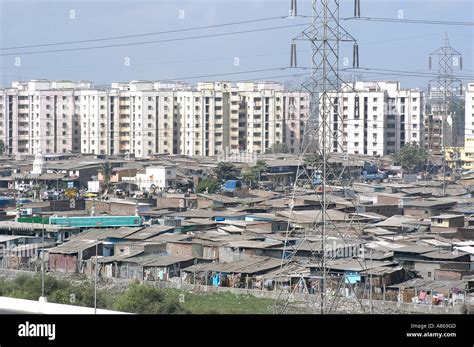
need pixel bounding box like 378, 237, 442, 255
428, 33, 463, 195
274, 0, 372, 315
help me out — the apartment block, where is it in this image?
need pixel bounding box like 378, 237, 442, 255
0, 80, 309, 158
323, 81, 424, 156
0, 80, 83, 156
465, 82, 474, 143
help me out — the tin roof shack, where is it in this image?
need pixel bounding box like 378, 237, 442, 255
430, 214, 465, 233
356, 203, 401, 218
0, 235, 42, 270
181, 256, 283, 288
155, 193, 198, 211
361, 266, 408, 296
450, 227, 474, 240
5, 242, 51, 270
218, 240, 283, 262
48, 239, 102, 273
392, 244, 436, 269
166, 239, 220, 261
403, 199, 457, 218
306, 259, 400, 298
102, 254, 196, 281
244, 214, 289, 232
415, 250, 471, 280
373, 215, 430, 233
0, 220, 79, 242
394, 245, 471, 280
386, 278, 469, 304
85, 198, 152, 216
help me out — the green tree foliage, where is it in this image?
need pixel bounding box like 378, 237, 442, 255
265, 143, 288, 154
196, 178, 221, 194
100, 161, 113, 192
113, 282, 188, 314
0, 275, 108, 308
214, 162, 239, 181
304, 154, 322, 167
394, 142, 428, 172
242, 160, 268, 187
0, 140, 5, 155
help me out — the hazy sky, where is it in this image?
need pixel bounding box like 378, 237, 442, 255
0, 0, 473, 89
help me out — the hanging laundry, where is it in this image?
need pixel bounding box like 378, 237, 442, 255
419, 291, 426, 300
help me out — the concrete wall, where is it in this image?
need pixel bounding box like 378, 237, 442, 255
0, 296, 128, 314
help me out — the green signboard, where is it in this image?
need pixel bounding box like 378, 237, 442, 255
49, 216, 142, 227
18, 216, 50, 224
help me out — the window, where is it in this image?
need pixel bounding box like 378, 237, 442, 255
427, 272, 432, 278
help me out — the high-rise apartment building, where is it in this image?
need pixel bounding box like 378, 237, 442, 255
0, 80, 309, 158
465, 82, 474, 143
322, 81, 424, 156
0, 80, 84, 156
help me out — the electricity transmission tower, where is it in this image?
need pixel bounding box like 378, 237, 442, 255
275, 0, 369, 315
428, 33, 463, 195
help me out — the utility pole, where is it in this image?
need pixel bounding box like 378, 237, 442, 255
94, 238, 99, 314
42, 220, 45, 299
36, 213, 46, 302
428, 33, 463, 195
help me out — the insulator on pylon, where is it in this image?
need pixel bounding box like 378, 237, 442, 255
290, 0, 297, 17
459, 57, 463, 70
354, 0, 361, 18
353, 43, 359, 68
290, 42, 297, 68
429, 57, 432, 69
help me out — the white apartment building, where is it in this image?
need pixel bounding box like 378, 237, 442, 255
465, 82, 474, 142
323, 81, 424, 156
0, 80, 84, 156
0, 80, 309, 158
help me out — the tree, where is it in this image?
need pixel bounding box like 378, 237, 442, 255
242, 160, 267, 187
265, 143, 288, 154
100, 161, 113, 193
214, 162, 239, 181
196, 178, 221, 194
113, 282, 188, 314
304, 154, 322, 168
394, 142, 428, 172
0, 140, 5, 155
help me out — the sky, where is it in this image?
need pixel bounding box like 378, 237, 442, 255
0, 0, 473, 90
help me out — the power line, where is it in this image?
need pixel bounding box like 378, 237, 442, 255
0, 16, 291, 51
0, 23, 309, 57
342, 67, 474, 80
343, 16, 474, 26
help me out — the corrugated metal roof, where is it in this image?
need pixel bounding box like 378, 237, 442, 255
183, 256, 283, 274
48, 239, 97, 254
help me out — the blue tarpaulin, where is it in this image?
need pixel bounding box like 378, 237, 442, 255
212, 274, 221, 287
345, 272, 361, 284
224, 180, 241, 192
